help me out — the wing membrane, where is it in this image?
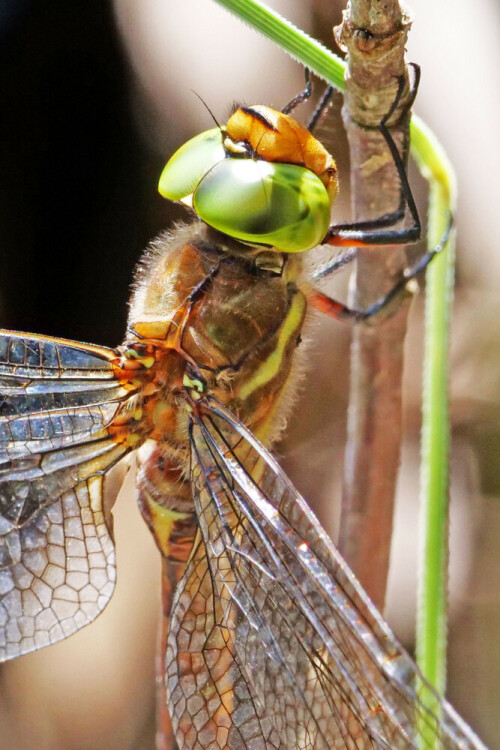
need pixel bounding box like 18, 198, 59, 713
166, 396, 486, 750
0, 475, 116, 661
0, 330, 133, 528
0, 331, 137, 661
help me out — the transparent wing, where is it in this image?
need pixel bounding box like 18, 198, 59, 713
166, 396, 486, 750
0, 330, 137, 661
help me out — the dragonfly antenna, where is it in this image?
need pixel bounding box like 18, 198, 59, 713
190, 90, 222, 131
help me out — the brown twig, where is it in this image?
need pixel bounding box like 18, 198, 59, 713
334, 0, 415, 610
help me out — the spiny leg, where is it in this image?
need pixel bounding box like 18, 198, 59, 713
308, 65, 452, 321
281, 67, 312, 114
308, 215, 453, 323
311, 247, 358, 283
284, 69, 336, 132
307, 84, 335, 132
310, 71, 417, 284
323, 64, 423, 251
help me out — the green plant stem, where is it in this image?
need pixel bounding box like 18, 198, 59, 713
213, 0, 457, 712
411, 115, 457, 741
212, 0, 346, 89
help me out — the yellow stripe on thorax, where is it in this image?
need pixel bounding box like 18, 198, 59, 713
237, 290, 306, 400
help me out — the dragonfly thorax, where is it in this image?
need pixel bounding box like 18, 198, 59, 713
127, 222, 307, 448
127, 220, 310, 567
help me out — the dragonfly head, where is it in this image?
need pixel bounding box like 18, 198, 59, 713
158, 105, 338, 254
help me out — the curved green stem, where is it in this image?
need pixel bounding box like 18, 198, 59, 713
411, 116, 457, 745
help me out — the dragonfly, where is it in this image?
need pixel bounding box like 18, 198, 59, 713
0, 72, 487, 749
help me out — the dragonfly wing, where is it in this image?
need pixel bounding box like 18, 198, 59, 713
0, 331, 136, 661
166, 396, 486, 750
167, 528, 285, 750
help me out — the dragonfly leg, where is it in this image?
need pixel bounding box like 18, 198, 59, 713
281, 67, 312, 114
311, 246, 358, 282
308, 216, 452, 323
307, 84, 335, 132
322, 64, 423, 248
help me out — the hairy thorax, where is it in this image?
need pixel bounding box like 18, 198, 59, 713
125, 222, 307, 560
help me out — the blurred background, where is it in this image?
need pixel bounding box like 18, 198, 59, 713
0, 0, 498, 747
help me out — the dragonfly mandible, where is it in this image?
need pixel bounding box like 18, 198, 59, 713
0, 75, 486, 749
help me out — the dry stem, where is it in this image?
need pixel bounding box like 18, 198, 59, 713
334, 0, 414, 610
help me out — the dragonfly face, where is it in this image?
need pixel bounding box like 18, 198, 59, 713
159, 105, 337, 252
0, 104, 485, 749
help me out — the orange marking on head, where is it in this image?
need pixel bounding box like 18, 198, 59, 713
226, 105, 338, 201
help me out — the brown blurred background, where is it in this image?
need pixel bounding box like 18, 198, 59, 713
0, 0, 498, 748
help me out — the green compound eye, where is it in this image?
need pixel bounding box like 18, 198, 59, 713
158, 128, 225, 201
193, 159, 331, 253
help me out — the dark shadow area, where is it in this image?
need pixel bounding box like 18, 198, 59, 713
0, 0, 168, 346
